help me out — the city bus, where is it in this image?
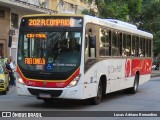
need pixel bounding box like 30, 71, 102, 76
16, 14, 153, 105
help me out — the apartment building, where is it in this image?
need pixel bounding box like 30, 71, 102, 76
48, 0, 88, 14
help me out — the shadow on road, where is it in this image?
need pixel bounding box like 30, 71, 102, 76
21, 90, 142, 110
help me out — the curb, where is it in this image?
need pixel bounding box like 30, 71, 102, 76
151, 75, 160, 78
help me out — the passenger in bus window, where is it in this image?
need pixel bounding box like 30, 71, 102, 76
140, 53, 144, 57
139, 49, 144, 57
131, 49, 136, 56
122, 48, 127, 57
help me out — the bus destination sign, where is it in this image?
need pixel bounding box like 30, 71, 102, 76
21, 17, 83, 28
25, 58, 45, 65
26, 34, 47, 39
28, 19, 74, 27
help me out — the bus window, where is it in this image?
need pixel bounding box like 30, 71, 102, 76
99, 28, 110, 57
85, 24, 97, 71
132, 35, 136, 56
140, 37, 145, 57
123, 34, 131, 57
146, 39, 149, 57
127, 35, 131, 56
122, 34, 126, 57
135, 36, 139, 57
148, 39, 152, 57
24, 35, 29, 57
88, 35, 96, 57
132, 35, 140, 57
112, 31, 121, 56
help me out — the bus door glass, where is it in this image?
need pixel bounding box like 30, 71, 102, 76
84, 24, 97, 72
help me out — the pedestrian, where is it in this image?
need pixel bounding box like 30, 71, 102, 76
8, 56, 16, 86
5, 59, 12, 86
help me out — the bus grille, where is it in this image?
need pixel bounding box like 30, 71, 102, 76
28, 88, 63, 97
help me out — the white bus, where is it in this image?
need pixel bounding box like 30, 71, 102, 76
16, 14, 153, 105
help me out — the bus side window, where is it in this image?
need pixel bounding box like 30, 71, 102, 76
89, 35, 96, 57
99, 29, 110, 57
148, 39, 152, 57
112, 31, 121, 56
122, 34, 131, 57
131, 36, 136, 56
140, 37, 145, 57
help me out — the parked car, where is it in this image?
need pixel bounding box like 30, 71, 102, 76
0, 60, 9, 95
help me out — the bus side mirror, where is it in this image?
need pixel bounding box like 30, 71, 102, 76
8, 36, 12, 47
89, 36, 96, 48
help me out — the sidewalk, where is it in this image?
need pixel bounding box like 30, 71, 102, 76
151, 70, 160, 77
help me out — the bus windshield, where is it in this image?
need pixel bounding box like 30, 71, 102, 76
17, 30, 82, 73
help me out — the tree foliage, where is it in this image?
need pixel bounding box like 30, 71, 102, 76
83, 0, 143, 21
94, 0, 129, 20
138, 1, 160, 56
82, 0, 160, 57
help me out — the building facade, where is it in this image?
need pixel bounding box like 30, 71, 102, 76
48, 0, 88, 14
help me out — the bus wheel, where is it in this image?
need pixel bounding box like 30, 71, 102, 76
90, 80, 103, 105
125, 74, 139, 94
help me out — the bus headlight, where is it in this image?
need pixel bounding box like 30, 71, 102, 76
67, 74, 81, 88
16, 72, 25, 85
18, 78, 25, 85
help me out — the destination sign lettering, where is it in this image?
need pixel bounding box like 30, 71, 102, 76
28, 19, 74, 27
25, 58, 45, 65
26, 34, 47, 39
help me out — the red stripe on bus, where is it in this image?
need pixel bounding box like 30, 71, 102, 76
17, 66, 80, 88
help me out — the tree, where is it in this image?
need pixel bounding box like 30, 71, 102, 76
82, 0, 160, 57
82, 0, 143, 22
138, 1, 160, 56
127, 0, 143, 23
95, 0, 129, 20
153, 31, 160, 56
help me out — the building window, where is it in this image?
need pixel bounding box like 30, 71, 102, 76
0, 10, 5, 18
11, 13, 19, 28
69, 4, 74, 12
0, 44, 4, 58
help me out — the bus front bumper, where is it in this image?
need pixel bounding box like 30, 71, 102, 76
17, 83, 84, 99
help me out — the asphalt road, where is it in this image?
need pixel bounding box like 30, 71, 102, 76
0, 77, 160, 120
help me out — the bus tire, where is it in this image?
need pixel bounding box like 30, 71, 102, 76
125, 74, 139, 94
90, 80, 103, 105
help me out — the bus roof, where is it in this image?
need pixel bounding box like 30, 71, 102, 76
21, 14, 153, 38
83, 15, 153, 39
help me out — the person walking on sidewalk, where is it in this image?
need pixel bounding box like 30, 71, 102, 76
5, 59, 12, 86
8, 56, 16, 86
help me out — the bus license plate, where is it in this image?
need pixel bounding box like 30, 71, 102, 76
39, 93, 51, 98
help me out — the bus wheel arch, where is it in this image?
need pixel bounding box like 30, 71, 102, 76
100, 75, 107, 96
125, 71, 139, 94
90, 75, 107, 105
131, 71, 140, 94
